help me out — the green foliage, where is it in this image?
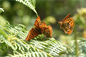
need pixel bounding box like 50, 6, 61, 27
79, 38, 86, 55
0, 20, 73, 57
1, 0, 86, 57
16, 0, 38, 16
0, 8, 4, 13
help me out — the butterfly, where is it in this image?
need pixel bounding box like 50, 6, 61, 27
25, 16, 53, 41
58, 13, 74, 35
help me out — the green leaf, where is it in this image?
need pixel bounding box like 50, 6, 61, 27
0, 8, 4, 13
16, 0, 38, 16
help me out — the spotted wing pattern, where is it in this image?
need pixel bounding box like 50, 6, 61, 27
34, 16, 41, 30
42, 26, 53, 38
58, 14, 74, 35
25, 28, 40, 41
40, 21, 53, 38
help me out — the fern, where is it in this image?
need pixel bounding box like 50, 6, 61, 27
78, 38, 86, 56
62, 38, 86, 57
0, 8, 4, 13
16, 0, 38, 16
0, 20, 73, 57
30, 38, 67, 56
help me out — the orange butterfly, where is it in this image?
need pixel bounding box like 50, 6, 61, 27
58, 14, 74, 35
25, 16, 53, 41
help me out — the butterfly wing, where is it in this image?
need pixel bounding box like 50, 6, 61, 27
45, 25, 53, 38
68, 30, 73, 35
67, 27, 73, 35
25, 28, 40, 41
40, 21, 47, 27
62, 13, 71, 22
63, 17, 74, 34
34, 16, 41, 30
68, 17, 74, 27
39, 21, 53, 38
63, 17, 74, 26
58, 14, 71, 29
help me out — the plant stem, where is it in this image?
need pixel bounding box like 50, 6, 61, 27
74, 25, 78, 57
84, 17, 86, 30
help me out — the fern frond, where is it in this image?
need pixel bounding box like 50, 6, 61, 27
0, 23, 52, 57
0, 22, 74, 57
0, 8, 4, 13
30, 38, 67, 56
78, 38, 86, 56
0, 26, 15, 50
6, 38, 53, 57
61, 38, 86, 57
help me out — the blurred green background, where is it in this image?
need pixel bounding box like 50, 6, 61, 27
0, 0, 86, 57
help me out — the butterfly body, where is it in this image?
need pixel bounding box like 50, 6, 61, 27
25, 16, 53, 41
58, 14, 74, 35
